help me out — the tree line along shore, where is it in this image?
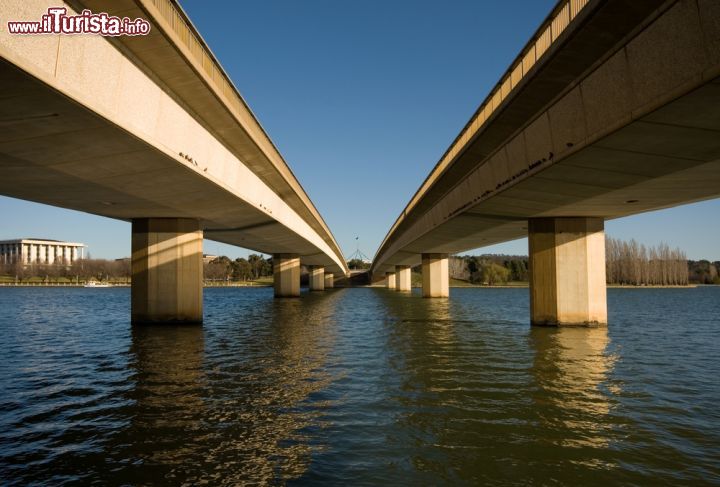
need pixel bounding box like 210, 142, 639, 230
1, 239, 718, 287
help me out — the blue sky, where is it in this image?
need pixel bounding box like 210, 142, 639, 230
2, 0, 719, 261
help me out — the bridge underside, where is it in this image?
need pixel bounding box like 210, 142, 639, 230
374, 77, 720, 274
0, 60, 344, 273
373, 0, 720, 325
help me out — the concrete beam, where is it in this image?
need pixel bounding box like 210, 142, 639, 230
274, 254, 300, 298
131, 218, 203, 324
324, 273, 334, 289
528, 217, 607, 326
309, 266, 325, 291
421, 253, 449, 298
0, 1, 348, 277
386, 272, 396, 289
395, 265, 412, 292
370, 0, 720, 279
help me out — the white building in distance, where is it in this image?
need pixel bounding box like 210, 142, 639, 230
0, 239, 85, 266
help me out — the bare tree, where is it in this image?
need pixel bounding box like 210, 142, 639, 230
606, 237, 688, 285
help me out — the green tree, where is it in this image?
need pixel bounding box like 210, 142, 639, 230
479, 261, 510, 285
232, 258, 252, 281
248, 254, 269, 279
347, 258, 370, 270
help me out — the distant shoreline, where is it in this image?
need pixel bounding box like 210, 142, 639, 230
455, 284, 702, 289
0, 283, 710, 289
0, 282, 272, 288
369, 283, 705, 289
0, 283, 130, 287
607, 284, 700, 289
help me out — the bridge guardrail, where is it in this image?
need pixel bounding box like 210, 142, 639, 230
382, 0, 591, 252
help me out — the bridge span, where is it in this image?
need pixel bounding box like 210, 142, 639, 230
371, 0, 720, 325
0, 0, 349, 323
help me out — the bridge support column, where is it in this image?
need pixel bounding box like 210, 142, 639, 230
528, 217, 607, 326
386, 272, 396, 289
421, 253, 449, 298
309, 266, 325, 291
273, 254, 300, 297
324, 273, 334, 289
395, 265, 411, 292
131, 218, 203, 324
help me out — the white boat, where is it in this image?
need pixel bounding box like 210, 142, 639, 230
84, 281, 112, 288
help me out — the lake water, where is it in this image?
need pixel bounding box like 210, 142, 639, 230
0, 286, 718, 485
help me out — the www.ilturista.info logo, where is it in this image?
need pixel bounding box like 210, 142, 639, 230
7, 7, 151, 36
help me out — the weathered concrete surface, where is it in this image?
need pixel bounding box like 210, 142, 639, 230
395, 266, 412, 292
371, 0, 720, 278
0, 0, 347, 278
529, 218, 607, 326
421, 253, 449, 298
273, 254, 300, 298
386, 272, 396, 289
309, 266, 325, 291
324, 273, 334, 289
131, 218, 203, 324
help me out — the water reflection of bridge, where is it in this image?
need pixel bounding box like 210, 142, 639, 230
111, 290, 344, 483
376, 288, 617, 481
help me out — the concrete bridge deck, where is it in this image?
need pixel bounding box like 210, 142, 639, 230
371, 0, 720, 324
0, 0, 348, 321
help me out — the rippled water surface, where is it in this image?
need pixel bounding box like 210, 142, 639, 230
1, 286, 719, 485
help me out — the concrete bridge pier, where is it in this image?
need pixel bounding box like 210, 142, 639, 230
421, 253, 449, 298
324, 273, 334, 289
274, 254, 301, 297
395, 265, 412, 292
386, 272, 396, 289
131, 218, 203, 324
309, 266, 325, 291
528, 217, 607, 326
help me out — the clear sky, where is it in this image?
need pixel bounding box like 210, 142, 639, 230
2, 0, 719, 261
